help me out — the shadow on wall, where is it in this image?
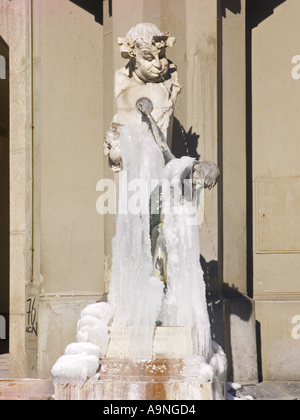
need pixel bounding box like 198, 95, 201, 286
221, 0, 241, 16
69, 0, 112, 25
171, 117, 200, 160
201, 255, 253, 323
222, 0, 286, 21
247, 0, 287, 29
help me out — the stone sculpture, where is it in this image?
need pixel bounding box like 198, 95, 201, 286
52, 23, 226, 401
104, 22, 220, 285
104, 22, 181, 171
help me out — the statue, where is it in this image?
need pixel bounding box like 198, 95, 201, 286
52, 23, 227, 400
104, 22, 220, 286
104, 22, 181, 171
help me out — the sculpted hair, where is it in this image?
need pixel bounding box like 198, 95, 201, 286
118, 22, 176, 59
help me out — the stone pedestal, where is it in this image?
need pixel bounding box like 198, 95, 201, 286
54, 327, 213, 401
54, 359, 213, 401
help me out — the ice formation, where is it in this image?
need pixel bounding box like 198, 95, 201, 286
65, 342, 101, 358
159, 157, 211, 360
108, 123, 165, 360
52, 302, 111, 384
227, 382, 254, 401
180, 341, 227, 401
52, 353, 99, 385
106, 124, 211, 361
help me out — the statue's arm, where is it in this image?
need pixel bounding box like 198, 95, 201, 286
136, 101, 175, 165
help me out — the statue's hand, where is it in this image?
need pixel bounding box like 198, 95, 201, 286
137, 103, 150, 118
136, 97, 153, 119
193, 160, 220, 190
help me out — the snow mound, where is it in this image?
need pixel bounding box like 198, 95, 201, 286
51, 354, 99, 385
76, 315, 109, 357
80, 302, 111, 326
65, 342, 100, 358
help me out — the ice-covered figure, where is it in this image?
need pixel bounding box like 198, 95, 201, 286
104, 22, 220, 364
103, 24, 221, 372
104, 22, 219, 286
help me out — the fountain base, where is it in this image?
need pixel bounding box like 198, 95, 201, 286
54, 359, 213, 401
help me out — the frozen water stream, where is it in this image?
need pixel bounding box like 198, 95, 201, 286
108, 123, 165, 361
108, 124, 213, 361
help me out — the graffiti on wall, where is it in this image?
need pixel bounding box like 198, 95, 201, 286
26, 298, 37, 336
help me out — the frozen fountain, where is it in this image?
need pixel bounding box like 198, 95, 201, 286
52, 23, 227, 401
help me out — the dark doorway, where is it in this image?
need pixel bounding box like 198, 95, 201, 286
0, 37, 9, 355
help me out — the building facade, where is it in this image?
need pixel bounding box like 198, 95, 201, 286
0, 0, 299, 382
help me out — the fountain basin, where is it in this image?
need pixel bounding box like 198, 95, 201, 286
54, 359, 213, 401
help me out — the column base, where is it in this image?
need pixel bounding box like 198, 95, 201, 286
207, 294, 258, 384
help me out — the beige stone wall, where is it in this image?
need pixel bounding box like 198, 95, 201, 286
252, 0, 300, 380
32, 0, 105, 377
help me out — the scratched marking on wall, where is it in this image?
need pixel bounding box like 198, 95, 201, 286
292, 55, 300, 80
0, 315, 6, 339
292, 315, 300, 340
26, 298, 38, 336
0, 55, 6, 80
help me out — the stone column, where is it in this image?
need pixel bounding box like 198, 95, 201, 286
0, 0, 33, 378
218, 0, 258, 383
251, 0, 300, 381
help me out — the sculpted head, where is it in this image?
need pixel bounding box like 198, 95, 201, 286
118, 23, 176, 83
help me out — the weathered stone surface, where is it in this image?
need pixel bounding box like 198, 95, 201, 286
106, 327, 193, 360
0, 379, 54, 401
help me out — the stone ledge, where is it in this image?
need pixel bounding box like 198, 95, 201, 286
55, 380, 212, 401
0, 379, 54, 401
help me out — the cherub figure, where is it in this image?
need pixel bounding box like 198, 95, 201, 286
104, 23, 181, 171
